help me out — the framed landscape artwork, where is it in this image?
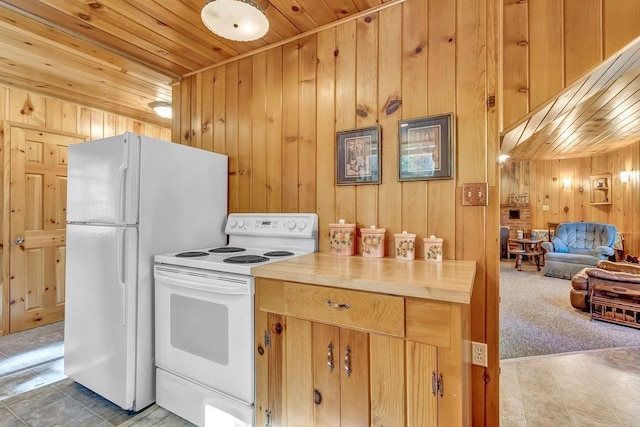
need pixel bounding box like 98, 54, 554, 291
398, 113, 454, 181
336, 125, 381, 185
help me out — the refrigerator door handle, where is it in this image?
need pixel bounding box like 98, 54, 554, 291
117, 139, 130, 225
116, 228, 127, 326
117, 162, 128, 225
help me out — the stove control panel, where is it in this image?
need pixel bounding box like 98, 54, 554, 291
225, 213, 318, 238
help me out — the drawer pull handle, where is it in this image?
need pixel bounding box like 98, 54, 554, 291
344, 345, 352, 377
327, 342, 335, 372
326, 299, 351, 310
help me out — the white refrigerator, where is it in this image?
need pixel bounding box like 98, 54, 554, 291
64, 132, 228, 411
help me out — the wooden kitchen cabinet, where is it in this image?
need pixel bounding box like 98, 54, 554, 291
255, 278, 470, 427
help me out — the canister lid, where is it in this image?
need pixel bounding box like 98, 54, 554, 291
360, 225, 386, 234
424, 234, 443, 242
329, 218, 355, 228
394, 230, 416, 238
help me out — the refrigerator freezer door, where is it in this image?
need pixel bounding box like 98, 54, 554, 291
137, 136, 228, 250
67, 133, 140, 225
64, 223, 140, 410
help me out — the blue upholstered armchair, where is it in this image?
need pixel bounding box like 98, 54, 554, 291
540, 222, 617, 279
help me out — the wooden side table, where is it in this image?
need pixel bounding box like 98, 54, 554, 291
508, 238, 543, 271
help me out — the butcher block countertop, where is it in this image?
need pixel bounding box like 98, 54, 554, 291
251, 252, 476, 304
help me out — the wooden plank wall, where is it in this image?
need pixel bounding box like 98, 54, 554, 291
0, 86, 170, 139
0, 84, 170, 336
503, 0, 640, 129
502, 141, 640, 258
502, 2, 640, 258
174, 0, 500, 424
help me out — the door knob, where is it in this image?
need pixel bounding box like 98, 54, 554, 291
14, 237, 24, 244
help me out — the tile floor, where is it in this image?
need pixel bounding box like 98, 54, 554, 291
2, 321, 640, 426
0, 321, 193, 427
500, 346, 640, 426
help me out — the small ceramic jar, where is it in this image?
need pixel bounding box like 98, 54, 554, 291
394, 231, 416, 260
360, 225, 386, 258
329, 219, 356, 256
424, 235, 443, 262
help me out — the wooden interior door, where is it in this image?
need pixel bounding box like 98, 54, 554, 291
8, 124, 85, 333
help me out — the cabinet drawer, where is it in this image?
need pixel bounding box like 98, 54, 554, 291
405, 298, 451, 348
284, 282, 405, 337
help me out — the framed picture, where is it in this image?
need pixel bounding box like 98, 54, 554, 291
336, 125, 381, 185
398, 113, 454, 181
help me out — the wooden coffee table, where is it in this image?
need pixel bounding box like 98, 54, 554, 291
508, 238, 543, 271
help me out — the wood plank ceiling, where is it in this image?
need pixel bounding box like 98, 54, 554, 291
501, 35, 640, 161
0, 0, 393, 127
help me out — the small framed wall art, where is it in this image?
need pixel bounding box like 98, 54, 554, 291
336, 125, 381, 185
398, 113, 454, 181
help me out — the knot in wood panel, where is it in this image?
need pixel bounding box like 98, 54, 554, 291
21, 95, 35, 116
384, 98, 402, 116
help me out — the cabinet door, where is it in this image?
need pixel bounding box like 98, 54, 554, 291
370, 334, 406, 426
286, 317, 314, 426
340, 328, 370, 427
312, 323, 341, 426
406, 341, 438, 426
255, 311, 286, 427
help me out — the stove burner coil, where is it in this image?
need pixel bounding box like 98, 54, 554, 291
209, 247, 246, 254
264, 251, 294, 257
223, 255, 270, 264
175, 251, 209, 258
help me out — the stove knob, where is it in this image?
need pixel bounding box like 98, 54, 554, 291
238, 220, 246, 228
298, 221, 307, 230
288, 220, 297, 230
229, 218, 237, 228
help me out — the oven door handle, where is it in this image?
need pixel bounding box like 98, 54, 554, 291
155, 270, 250, 295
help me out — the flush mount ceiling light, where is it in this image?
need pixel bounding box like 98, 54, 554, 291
149, 101, 172, 119
201, 0, 269, 42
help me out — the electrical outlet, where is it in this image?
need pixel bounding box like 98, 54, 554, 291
472, 341, 488, 367
542, 204, 550, 211
462, 183, 488, 206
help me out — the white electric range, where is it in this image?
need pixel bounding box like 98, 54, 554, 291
153, 213, 318, 427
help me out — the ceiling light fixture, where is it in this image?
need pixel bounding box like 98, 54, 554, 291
149, 101, 172, 119
201, 0, 269, 42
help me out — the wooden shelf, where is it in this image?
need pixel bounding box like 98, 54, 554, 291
589, 173, 612, 205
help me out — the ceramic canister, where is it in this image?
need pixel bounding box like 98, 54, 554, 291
329, 219, 356, 256
424, 235, 444, 262
360, 225, 386, 258
394, 231, 416, 260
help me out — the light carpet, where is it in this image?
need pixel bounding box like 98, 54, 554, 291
500, 260, 640, 359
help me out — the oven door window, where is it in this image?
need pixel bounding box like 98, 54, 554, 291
170, 295, 228, 365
